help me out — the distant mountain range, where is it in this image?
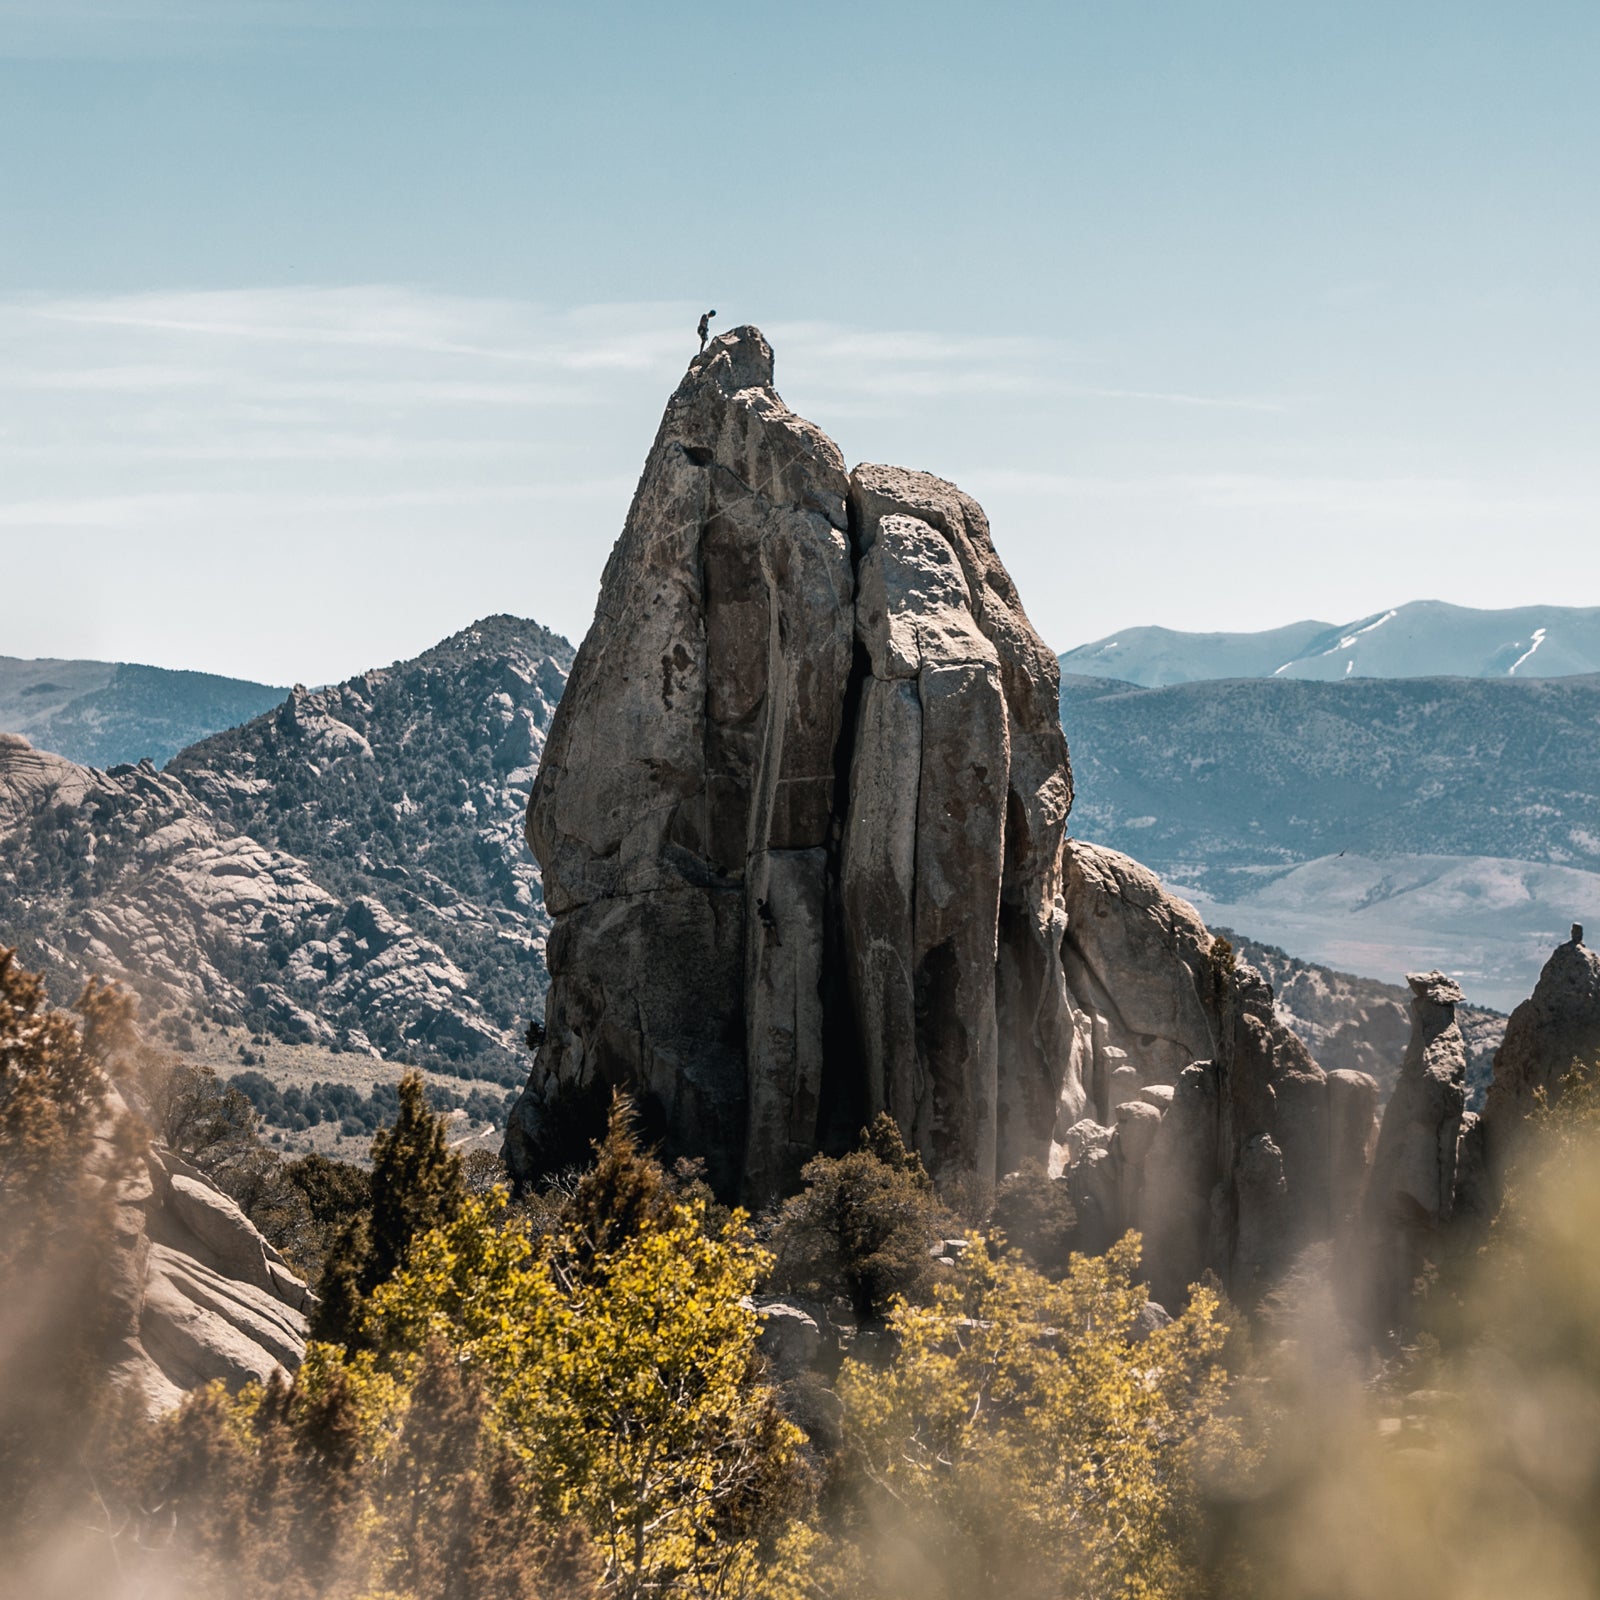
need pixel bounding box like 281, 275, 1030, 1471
1060, 671, 1600, 1007
1059, 600, 1600, 686
5, 606, 1593, 1057
0, 655, 285, 767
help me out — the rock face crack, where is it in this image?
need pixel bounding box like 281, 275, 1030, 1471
505, 327, 1382, 1301
507, 328, 1079, 1202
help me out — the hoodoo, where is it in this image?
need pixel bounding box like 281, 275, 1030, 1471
1481, 928, 1600, 1181
506, 328, 1086, 1201
506, 328, 1347, 1283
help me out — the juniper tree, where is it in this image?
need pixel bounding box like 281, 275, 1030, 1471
312, 1068, 465, 1345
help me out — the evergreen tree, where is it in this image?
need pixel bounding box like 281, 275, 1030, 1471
0, 949, 150, 1570
563, 1092, 678, 1276
989, 1166, 1081, 1279
312, 1069, 465, 1346
767, 1113, 952, 1320
369, 1068, 466, 1284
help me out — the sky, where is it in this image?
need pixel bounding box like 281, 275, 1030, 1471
1, 0, 1597, 686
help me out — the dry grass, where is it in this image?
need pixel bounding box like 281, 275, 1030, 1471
183, 1022, 510, 1163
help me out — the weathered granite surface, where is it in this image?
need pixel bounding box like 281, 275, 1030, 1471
98, 1091, 313, 1414
506, 330, 1369, 1300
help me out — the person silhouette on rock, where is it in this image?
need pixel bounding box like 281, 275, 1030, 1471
698, 309, 716, 350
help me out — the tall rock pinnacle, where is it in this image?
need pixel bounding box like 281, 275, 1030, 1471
507, 328, 1080, 1200
1482, 929, 1600, 1178
504, 329, 1389, 1317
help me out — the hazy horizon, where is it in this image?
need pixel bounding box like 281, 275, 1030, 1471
3, 1, 1597, 685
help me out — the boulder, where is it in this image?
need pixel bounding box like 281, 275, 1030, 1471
93, 1093, 312, 1415
1364, 972, 1470, 1329
747, 1295, 827, 1379
1133, 1299, 1174, 1341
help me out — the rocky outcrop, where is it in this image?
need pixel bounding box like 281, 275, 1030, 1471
1021, 843, 1385, 1307
98, 1097, 312, 1414
511, 330, 1082, 1200
1364, 973, 1471, 1328
1, 617, 570, 1066
507, 330, 1376, 1304
1482, 928, 1600, 1174
843, 466, 1075, 1182
515, 328, 855, 1198
1227, 931, 1506, 1106
0, 730, 97, 829
1054, 861, 1382, 1309
1057, 842, 1215, 1130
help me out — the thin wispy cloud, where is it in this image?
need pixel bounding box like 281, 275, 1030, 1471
0, 287, 1283, 491
0, 0, 466, 59
11, 283, 1572, 679
1183, 473, 1599, 521
771, 319, 1286, 413
963, 468, 1600, 523
0, 479, 633, 528
1064, 386, 1288, 413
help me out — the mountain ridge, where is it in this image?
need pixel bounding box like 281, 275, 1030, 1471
0, 654, 286, 768
1060, 669, 1600, 1006
1061, 599, 1600, 686
0, 615, 573, 1075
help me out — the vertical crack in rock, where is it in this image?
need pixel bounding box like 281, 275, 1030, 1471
507, 328, 1368, 1278
509, 328, 853, 1199
815, 635, 874, 1159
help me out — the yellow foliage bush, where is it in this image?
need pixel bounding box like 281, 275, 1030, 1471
823, 1234, 1232, 1600
360, 1189, 803, 1599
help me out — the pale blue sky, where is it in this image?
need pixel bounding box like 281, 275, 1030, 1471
2, 0, 1596, 684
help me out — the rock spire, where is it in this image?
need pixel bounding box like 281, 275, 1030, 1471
507, 329, 1079, 1201
506, 329, 1359, 1283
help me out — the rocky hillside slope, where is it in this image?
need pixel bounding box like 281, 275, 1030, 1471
0, 617, 571, 1078
1061, 600, 1600, 685
0, 655, 284, 767
1061, 671, 1600, 876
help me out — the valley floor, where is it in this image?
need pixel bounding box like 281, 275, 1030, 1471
1168, 849, 1600, 1011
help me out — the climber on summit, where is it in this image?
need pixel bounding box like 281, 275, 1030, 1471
698, 309, 716, 350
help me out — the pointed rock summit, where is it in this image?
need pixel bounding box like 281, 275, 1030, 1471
509, 328, 1079, 1199
1483, 929, 1600, 1172
507, 328, 1353, 1302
